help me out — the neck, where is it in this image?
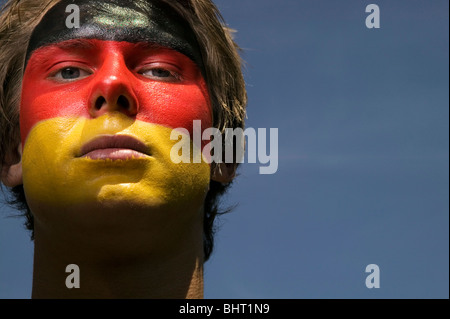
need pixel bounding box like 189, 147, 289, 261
31, 218, 204, 299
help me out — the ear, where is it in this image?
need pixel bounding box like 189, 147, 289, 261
1, 143, 23, 187
211, 163, 237, 184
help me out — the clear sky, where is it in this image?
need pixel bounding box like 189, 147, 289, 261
0, 0, 448, 299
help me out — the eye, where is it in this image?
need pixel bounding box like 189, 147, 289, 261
139, 67, 180, 82
149, 68, 171, 78
51, 67, 92, 82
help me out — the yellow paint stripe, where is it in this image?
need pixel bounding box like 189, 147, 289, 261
22, 113, 210, 208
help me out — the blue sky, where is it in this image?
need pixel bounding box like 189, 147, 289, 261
0, 0, 448, 299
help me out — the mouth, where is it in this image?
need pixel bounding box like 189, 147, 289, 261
78, 135, 150, 160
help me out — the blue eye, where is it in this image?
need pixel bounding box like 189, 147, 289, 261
140, 67, 180, 82
149, 68, 171, 78
51, 67, 91, 82
61, 67, 81, 79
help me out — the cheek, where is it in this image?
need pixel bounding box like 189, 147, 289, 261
135, 81, 212, 136
20, 74, 90, 146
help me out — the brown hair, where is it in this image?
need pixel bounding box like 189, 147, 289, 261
0, 0, 247, 262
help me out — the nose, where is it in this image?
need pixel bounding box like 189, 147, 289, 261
88, 59, 138, 118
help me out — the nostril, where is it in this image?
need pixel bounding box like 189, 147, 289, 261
91, 94, 135, 116
95, 96, 106, 110
117, 95, 130, 110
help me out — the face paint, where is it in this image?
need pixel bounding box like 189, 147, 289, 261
22, 113, 210, 208
20, 1, 212, 209
25, 0, 205, 75
21, 40, 212, 146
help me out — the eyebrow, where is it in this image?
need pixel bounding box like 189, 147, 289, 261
129, 42, 173, 52
28, 39, 178, 70
27, 39, 97, 69
48, 39, 97, 51
43, 39, 169, 54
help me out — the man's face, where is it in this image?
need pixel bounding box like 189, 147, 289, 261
19, 1, 212, 218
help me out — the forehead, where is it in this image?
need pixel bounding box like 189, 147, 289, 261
29, 39, 182, 57
25, 38, 201, 74
26, 0, 203, 72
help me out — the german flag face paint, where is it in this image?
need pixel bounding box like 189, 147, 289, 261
20, 0, 212, 211
25, 0, 205, 75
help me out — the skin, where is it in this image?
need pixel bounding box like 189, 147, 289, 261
18, 39, 214, 298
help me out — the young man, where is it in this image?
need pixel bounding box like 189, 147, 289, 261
0, 0, 246, 298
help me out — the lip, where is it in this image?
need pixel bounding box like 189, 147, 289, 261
78, 135, 150, 160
